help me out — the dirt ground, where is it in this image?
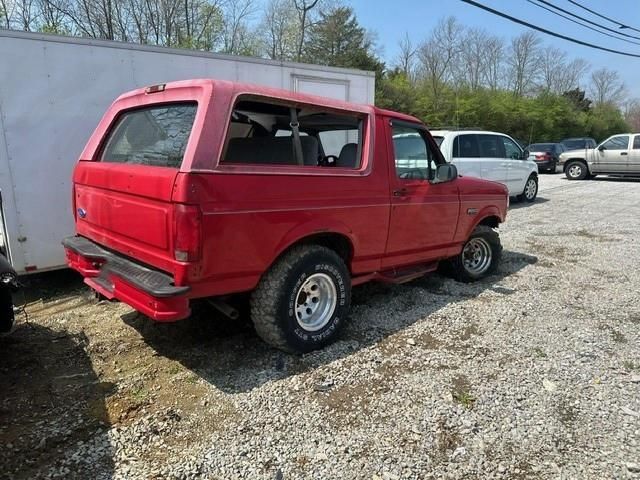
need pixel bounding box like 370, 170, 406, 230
1, 174, 639, 479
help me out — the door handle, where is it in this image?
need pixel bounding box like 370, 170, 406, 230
621, 152, 628, 156
393, 188, 408, 197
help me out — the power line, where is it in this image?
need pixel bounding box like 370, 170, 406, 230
527, 0, 640, 46
534, 0, 640, 42
459, 0, 640, 58
567, 0, 640, 34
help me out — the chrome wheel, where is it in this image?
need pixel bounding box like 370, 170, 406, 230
295, 273, 337, 331
524, 177, 537, 200
568, 164, 582, 179
462, 237, 492, 275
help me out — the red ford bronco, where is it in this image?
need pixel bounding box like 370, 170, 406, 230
63, 79, 508, 353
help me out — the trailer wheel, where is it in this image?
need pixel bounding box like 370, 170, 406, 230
251, 245, 351, 353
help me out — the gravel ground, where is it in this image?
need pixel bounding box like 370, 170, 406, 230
1, 174, 640, 480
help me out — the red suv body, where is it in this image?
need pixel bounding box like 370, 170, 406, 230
63, 79, 508, 352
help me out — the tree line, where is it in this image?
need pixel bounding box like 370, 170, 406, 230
1, 0, 636, 141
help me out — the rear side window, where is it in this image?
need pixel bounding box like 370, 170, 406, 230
221, 97, 364, 169
100, 103, 197, 168
452, 134, 480, 158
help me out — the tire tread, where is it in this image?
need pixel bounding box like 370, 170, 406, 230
250, 245, 345, 352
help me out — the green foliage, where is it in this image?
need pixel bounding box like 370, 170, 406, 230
562, 88, 591, 112
304, 6, 384, 74
377, 74, 630, 142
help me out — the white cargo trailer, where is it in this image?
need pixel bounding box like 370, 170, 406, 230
0, 30, 375, 274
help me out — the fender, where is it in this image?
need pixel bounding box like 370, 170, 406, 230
460, 204, 504, 241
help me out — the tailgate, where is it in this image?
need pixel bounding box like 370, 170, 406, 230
74, 162, 178, 270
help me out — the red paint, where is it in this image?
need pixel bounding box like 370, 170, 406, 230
64, 79, 508, 322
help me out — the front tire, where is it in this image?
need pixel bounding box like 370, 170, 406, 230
445, 226, 502, 282
518, 175, 538, 203
565, 161, 588, 180
250, 245, 351, 353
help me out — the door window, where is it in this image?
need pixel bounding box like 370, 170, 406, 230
392, 125, 439, 180
601, 136, 630, 150
501, 136, 522, 159
633, 136, 640, 149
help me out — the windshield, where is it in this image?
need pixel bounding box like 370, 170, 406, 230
100, 103, 197, 168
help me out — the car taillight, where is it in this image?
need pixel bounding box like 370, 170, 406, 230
174, 204, 202, 262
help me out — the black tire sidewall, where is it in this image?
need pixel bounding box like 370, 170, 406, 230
566, 161, 586, 180
454, 228, 502, 282
277, 252, 350, 352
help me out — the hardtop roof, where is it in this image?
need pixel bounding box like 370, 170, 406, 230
118, 78, 422, 124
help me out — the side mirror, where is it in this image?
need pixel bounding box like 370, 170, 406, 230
522, 150, 529, 160
432, 163, 458, 184
598, 145, 605, 151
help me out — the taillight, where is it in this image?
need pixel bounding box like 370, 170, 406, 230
173, 204, 202, 262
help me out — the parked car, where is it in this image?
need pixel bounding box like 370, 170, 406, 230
526, 142, 566, 173
431, 130, 539, 202
561, 133, 640, 180
63, 79, 509, 353
560, 137, 597, 150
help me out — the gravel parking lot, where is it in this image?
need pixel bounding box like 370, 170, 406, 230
1, 174, 639, 480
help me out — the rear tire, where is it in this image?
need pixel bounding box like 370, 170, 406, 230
444, 226, 502, 282
250, 245, 351, 353
565, 161, 588, 180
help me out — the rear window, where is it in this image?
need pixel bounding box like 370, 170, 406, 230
562, 139, 585, 150
529, 143, 553, 151
100, 103, 197, 168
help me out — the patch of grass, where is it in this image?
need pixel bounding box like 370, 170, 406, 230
623, 360, 639, 371
451, 375, 476, 409
185, 374, 199, 384
533, 347, 547, 358
167, 364, 182, 375
453, 390, 476, 409
130, 387, 149, 403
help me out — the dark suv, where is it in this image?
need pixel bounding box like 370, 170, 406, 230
560, 137, 597, 150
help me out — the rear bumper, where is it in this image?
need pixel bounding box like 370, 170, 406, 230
535, 160, 555, 169
62, 236, 191, 322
